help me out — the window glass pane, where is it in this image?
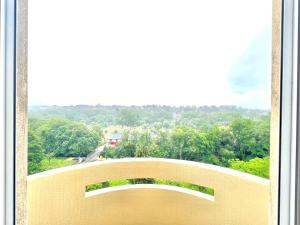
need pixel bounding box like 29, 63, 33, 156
28, 0, 272, 224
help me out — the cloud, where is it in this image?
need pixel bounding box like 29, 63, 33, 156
227, 26, 272, 95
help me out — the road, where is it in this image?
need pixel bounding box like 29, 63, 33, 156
82, 145, 104, 163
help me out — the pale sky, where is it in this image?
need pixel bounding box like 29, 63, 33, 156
28, 0, 272, 109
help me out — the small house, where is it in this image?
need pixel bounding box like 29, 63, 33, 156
107, 132, 123, 146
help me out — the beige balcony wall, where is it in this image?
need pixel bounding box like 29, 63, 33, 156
28, 158, 269, 225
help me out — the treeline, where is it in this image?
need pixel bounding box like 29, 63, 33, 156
29, 105, 269, 129
28, 118, 102, 174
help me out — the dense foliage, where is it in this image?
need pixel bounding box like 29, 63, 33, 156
229, 157, 270, 178
28, 105, 270, 179
101, 118, 269, 166
28, 118, 102, 174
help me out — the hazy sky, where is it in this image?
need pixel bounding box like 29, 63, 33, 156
28, 0, 272, 109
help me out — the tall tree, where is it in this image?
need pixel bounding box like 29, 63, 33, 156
41, 119, 101, 157
28, 128, 45, 174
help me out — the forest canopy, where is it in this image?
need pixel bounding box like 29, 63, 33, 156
28, 105, 270, 178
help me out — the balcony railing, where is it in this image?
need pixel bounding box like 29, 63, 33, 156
28, 158, 269, 225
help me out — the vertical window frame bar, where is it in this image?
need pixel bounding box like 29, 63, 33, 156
279, 0, 299, 224
2, 0, 16, 224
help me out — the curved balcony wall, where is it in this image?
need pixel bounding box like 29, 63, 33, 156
28, 158, 269, 225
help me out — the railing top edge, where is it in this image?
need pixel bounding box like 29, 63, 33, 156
27, 158, 269, 184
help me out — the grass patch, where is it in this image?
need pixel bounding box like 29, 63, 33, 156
86, 178, 214, 196
40, 157, 76, 172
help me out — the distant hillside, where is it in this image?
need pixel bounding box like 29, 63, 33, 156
29, 105, 269, 129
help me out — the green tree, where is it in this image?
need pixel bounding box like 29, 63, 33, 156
171, 126, 197, 160
229, 157, 270, 178
205, 126, 235, 166
41, 119, 100, 157
230, 119, 269, 160
28, 128, 45, 174
135, 132, 153, 157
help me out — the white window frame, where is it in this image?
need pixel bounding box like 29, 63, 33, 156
2, 0, 17, 224
279, 0, 299, 224
1, 0, 299, 224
